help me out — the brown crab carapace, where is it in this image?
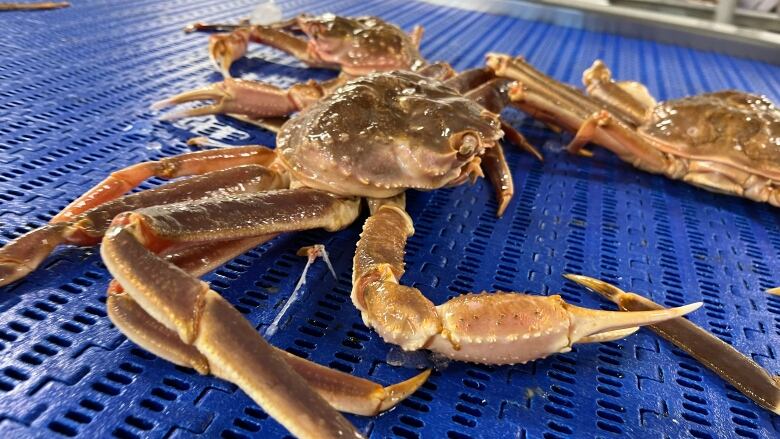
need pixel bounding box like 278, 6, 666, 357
487, 53, 780, 207
0, 70, 700, 438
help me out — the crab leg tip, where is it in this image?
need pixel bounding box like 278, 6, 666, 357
159, 105, 222, 121
149, 98, 172, 110
0, 261, 28, 287
563, 273, 626, 302
377, 369, 432, 412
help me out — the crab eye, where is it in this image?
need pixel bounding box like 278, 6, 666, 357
458, 134, 478, 157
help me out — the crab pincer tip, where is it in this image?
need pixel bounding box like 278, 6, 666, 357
378, 369, 432, 412
150, 98, 173, 111
564, 274, 627, 303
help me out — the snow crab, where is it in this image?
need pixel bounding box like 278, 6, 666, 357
487, 54, 780, 207
187, 13, 425, 78
0, 70, 701, 438
165, 13, 429, 124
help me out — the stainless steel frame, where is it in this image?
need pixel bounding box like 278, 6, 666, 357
422, 0, 780, 63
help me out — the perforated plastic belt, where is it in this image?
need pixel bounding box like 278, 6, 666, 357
0, 0, 778, 438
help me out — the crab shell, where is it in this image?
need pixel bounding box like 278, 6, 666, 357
275, 70, 503, 198
298, 14, 425, 74
642, 91, 780, 181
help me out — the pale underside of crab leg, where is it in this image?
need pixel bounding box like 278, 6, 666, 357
110, 293, 428, 416
52, 146, 278, 223
487, 54, 603, 120
351, 201, 702, 365
107, 233, 429, 417
101, 189, 363, 438
0, 166, 285, 287
566, 274, 780, 416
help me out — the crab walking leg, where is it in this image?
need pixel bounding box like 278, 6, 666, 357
444, 67, 496, 94
0, 166, 284, 287
151, 75, 348, 121
352, 204, 702, 364
463, 78, 543, 161
102, 234, 360, 438
487, 53, 603, 117
109, 293, 429, 415
566, 111, 672, 174
566, 274, 780, 415
481, 144, 514, 217
0, 2, 69, 11
582, 60, 655, 126
243, 25, 336, 68
101, 190, 362, 438
108, 234, 430, 417
52, 146, 278, 223
500, 75, 671, 174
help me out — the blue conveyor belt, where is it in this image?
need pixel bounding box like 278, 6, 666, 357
0, 0, 778, 438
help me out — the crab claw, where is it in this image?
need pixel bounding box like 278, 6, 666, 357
151, 78, 323, 121
353, 205, 704, 365
208, 29, 250, 77
565, 295, 701, 344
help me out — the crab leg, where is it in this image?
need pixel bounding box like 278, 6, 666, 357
488, 55, 671, 174
152, 75, 348, 121
0, 2, 69, 11
461, 77, 542, 159
110, 292, 428, 415
103, 234, 358, 438
567, 274, 780, 415
487, 53, 602, 117
481, 143, 514, 217
151, 79, 320, 120
352, 202, 702, 365
203, 23, 337, 76
0, 166, 284, 287
108, 233, 429, 417
444, 67, 495, 93
101, 189, 361, 438
582, 60, 656, 126
207, 28, 251, 77
52, 146, 278, 223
